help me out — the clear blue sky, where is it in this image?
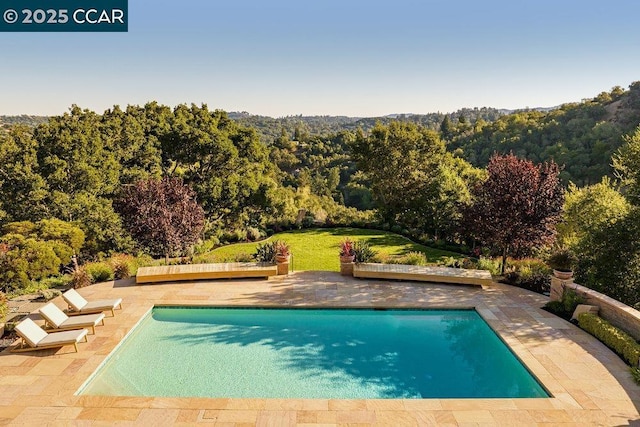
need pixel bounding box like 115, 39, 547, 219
1, 0, 639, 117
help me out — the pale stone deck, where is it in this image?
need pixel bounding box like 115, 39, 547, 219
353, 263, 493, 287
0, 272, 638, 425
136, 262, 277, 284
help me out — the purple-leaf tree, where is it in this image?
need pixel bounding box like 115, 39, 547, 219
464, 154, 564, 274
115, 178, 205, 263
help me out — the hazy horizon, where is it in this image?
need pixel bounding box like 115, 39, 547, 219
1, 0, 639, 117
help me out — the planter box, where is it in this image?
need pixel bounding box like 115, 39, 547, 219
340, 262, 354, 276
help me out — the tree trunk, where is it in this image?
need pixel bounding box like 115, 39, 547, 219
501, 246, 508, 275
165, 253, 169, 265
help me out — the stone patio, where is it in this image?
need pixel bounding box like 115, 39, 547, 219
0, 271, 638, 426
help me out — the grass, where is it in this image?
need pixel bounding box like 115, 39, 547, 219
208, 228, 462, 272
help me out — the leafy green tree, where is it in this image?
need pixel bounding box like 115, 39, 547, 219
34, 105, 121, 199
440, 115, 454, 141
576, 207, 640, 309
573, 125, 640, 308
0, 233, 63, 292
0, 125, 49, 223
349, 121, 479, 238
557, 177, 630, 248
160, 105, 274, 226
613, 126, 640, 204
463, 154, 564, 273
36, 218, 85, 253
115, 178, 205, 262
2, 218, 84, 264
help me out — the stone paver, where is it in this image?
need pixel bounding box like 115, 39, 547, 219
0, 272, 638, 425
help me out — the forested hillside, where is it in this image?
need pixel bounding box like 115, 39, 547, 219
232, 107, 505, 145
0, 115, 48, 132
448, 83, 640, 185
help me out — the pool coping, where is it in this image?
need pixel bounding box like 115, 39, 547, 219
0, 271, 638, 425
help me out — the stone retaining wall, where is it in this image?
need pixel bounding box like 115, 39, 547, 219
550, 276, 640, 341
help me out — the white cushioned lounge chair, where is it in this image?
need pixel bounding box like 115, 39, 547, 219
12, 317, 88, 353
39, 303, 105, 334
62, 289, 122, 317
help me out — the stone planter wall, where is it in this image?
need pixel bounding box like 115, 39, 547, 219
340, 262, 354, 276
550, 276, 640, 341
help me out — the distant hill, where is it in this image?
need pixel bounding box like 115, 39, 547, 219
0, 115, 49, 131
232, 107, 507, 145
3, 82, 639, 188
448, 82, 640, 185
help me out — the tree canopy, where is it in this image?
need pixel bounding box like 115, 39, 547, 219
115, 177, 205, 261
349, 121, 482, 239
463, 154, 564, 273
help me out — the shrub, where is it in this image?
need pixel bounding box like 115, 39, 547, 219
372, 253, 391, 264
353, 240, 376, 263
36, 275, 71, 289
234, 229, 248, 242
234, 253, 254, 262
191, 254, 217, 264
477, 257, 501, 276
246, 227, 262, 242
502, 258, 551, 294
110, 254, 133, 280
561, 287, 584, 314
439, 256, 464, 268
70, 267, 92, 289
547, 248, 578, 271
85, 262, 114, 283
632, 367, 640, 385
220, 229, 244, 243
39, 289, 62, 301
518, 272, 550, 294
254, 241, 277, 263
0, 291, 8, 322
399, 251, 428, 265
193, 239, 217, 255
544, 300, 565, 315
390, 224, 402, 234
577, 313, 640, 368
544, 286, 584, 319
508, 258, 551, 275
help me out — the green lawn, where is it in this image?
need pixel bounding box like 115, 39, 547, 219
207, 228, 461, 272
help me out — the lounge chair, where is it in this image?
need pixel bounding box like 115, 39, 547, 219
12, 318, 88, 353
39, 303, 105, 334
62, 289, 122, 317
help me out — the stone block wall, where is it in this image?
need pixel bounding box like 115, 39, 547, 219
550, 276, 640, 341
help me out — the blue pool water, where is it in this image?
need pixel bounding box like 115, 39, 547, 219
78, 307, 548, 399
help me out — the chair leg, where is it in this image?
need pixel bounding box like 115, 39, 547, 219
90, 325, 95, 335
73, 342, 78, 353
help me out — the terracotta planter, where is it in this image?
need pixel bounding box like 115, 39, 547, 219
340, 255, 355, 264
553, 269, 574, 280
340, 255, 355, 276
275, 254, 290, 264
275, 254, 290, 275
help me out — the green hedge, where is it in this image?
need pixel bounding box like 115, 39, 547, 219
577, 313, 640, 368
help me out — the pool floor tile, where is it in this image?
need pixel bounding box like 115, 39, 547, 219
0, 272, 638, 425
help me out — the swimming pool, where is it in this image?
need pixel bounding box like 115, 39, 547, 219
78, 307, 548, 399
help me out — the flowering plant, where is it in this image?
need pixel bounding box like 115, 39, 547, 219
339, 239, 355, 257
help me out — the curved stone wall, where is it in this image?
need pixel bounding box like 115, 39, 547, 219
550, 276, 640, 341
